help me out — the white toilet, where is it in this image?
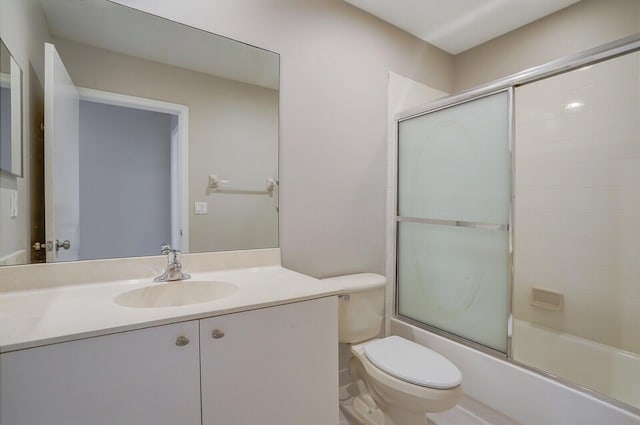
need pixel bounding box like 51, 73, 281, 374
324, 273, 462, 425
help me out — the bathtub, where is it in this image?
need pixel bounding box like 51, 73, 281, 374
512, 319, 640, 409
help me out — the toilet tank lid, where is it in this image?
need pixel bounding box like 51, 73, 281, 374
321, 273, 386, 292
363, 336, 462, 389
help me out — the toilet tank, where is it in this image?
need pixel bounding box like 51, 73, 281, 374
322, 273, 386, 344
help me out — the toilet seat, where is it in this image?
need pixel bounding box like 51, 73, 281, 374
363, 336, 462, 389
350, 340, 462, 414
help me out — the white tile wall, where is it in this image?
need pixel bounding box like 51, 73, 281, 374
513, 52, 640, 356
513, 51, 640, 408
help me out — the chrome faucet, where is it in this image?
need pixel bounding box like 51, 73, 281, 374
154, 244, 191, 282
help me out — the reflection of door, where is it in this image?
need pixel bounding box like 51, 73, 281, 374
44, 42, 80, 262
77, 88, 190, 257
170, 125, 182, 249
77, 100, 173, 260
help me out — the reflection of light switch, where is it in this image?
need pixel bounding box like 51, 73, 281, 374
10, 190, 18, 218
194, 201, 208, 215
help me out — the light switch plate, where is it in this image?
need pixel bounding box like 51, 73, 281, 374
194, 201, 208, 215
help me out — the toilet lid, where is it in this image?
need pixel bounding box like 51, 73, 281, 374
363, 336, 462, 389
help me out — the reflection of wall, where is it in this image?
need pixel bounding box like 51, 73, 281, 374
0, 0, 50, 264
454, 0, 640, 91
78, 101, 172, 260
0, 87, 11, 170
0, 178, 19, 264
514, 52, 640, 355
54, 38, 279, 253
0, 75, 19, 264
111, 0, 454, 277
0, 87, 11, 171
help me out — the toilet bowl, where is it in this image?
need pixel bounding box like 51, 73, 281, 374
323, 273, 462, 425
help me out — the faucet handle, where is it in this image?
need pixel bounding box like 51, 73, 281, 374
168, 249, 182, 264
160, 243, 171, 255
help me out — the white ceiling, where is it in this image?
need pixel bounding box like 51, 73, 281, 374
344, 0, 582, 54
39, 0, 279, 90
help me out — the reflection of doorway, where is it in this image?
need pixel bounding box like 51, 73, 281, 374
76, 88, 189, 260
44, 42, 189, 262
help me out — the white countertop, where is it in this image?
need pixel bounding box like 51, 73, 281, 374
0, 265, 343, 353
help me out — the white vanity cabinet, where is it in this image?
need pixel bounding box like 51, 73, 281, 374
0, 321, 201, 425
0, 297, 339, 425
200, 297, 338, 424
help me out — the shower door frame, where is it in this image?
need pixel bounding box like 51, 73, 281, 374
392, 33, 640, 413
394, 86, 514, 358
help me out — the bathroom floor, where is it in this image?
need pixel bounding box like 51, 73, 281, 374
338, 403, 358, 425
338, 382, 499, 425
338, 382, 361, 425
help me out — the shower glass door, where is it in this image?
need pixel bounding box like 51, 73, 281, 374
396, 90, 511, 353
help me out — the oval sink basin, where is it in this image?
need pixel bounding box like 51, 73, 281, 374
115, 281, 238, 308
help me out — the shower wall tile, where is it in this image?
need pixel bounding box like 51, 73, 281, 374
595, 158, 640, 186
513, 51, 640, 356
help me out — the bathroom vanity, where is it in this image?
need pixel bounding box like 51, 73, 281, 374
0, 249, 341, 425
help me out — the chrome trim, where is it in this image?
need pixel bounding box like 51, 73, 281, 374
154, 247, 191, 282
396, 216, 508, 231
398, 88, 509, 124
55, 240, 71, 251
396, 34, 640, 122
506, 86, 514, 358
397, 315, 507, 358
394, 118, 401, 323
394, 218, 400, 330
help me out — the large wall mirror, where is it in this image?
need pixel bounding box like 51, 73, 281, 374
0, 0, 279, 266
0, 38, 23, 178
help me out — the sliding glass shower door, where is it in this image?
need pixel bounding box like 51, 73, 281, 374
396, 90, 511, 353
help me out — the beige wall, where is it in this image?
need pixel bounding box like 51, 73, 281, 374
113, 0, 454, 278
454, 0, 640, 92
54, 38, 279, 253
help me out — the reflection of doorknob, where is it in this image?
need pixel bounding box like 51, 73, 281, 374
33, 241, 56, 251
56, 240, 71, 251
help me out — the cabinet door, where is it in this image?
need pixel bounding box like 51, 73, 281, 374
200, 297, 338, 425
0, 321, 200, 425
